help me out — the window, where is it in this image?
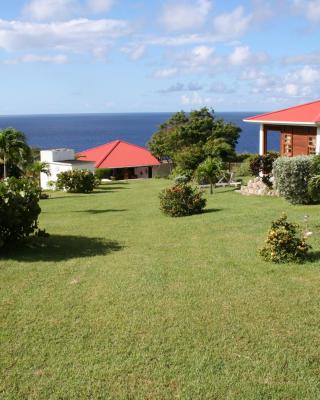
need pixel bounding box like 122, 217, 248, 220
308, 136, 316, 155
283, 134, 292, 156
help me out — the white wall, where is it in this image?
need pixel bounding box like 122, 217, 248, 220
41, 149, 75, 163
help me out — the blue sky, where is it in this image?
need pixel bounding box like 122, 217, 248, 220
1, 0, 320, 114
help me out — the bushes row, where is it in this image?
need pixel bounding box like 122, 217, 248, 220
273, 155, 320, 204
0, 177, 41, 248
56, 170, 98, 193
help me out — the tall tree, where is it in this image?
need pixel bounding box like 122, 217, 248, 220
0, 127, 30, 178
148, 108, 241, 174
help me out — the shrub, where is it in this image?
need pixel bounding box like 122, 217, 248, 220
174, 175, 190, 184
236, 159, 252, 177
95, 168, 112, 180
159, 183, 206, 217
308, 175, 320, 203
56, 170, 97, 193
260, 214, 311, 263
273, 156, 312, 204
0, 177, 41, 248
249, 152, 279, 177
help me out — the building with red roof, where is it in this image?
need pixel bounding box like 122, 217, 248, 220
77, 140, 161, 179
244, 100, 320, 156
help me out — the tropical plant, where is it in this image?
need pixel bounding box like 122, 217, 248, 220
0, 127, 30, 179
195, 157, 224, 194
0, 177, 42, 249
159, 182, 206, 217
25, 161, 50, 186
260, 214, 311, 263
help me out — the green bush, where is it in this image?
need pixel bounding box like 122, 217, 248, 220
273, 156, 312, 204
95, 168, 112, 180
260, 214, 311, 263
308, 175, 320, 203
159, 183, 206, 217
0, 177, 41, 248
56, 170, 97, 193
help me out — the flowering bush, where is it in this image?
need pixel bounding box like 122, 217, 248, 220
56, 170, 97, 193
260, 214, 311, 263
0, 177, 41, 248
159, 183, 206, 217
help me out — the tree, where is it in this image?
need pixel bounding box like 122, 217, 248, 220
148, 108, 241, 174
195, 157, 224, 194
25, 161, 50, 187
0, 127, 30, 179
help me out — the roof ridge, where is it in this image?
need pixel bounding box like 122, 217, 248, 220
79, 139, 119, 154
96, 140, 121, 168
114, 139, 151, 152
245, 99, 320, 121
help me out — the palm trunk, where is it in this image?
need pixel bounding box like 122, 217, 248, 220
210, 182, 213, 194
3, 154, 6, 179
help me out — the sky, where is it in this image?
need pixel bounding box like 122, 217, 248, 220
0, 0, 320, 114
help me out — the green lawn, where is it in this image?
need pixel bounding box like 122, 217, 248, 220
1, 179, 320, 399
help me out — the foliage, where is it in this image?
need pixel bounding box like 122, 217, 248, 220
310, 154, 320, 176
308, 175, 320, 203
260, 214, 311, 263
195, 157, 224, 194
159, 182, 206, 217
0, 177, 41, 248
249, 152, 279, 176
273, 156, 312, 204
0, 127, 31, 179
56, 170, 97, 193
174, 175, 190, 184
236, 159, 252, 177
148, 108, 241, 174
95, 168, 112, 180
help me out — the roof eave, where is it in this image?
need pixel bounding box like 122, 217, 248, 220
243, 119, 319, 126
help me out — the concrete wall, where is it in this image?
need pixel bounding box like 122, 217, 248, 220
152, 163, 172, 178
41, 149, 75, 163
134, 166, 149, 179
41, 162, 72, 190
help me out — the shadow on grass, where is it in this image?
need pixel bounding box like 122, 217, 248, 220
307, 251, 320, 263
202, 208, 223, 214
49, 186, 130, 199
73, 209, 127, 214
2, 235, 124, 262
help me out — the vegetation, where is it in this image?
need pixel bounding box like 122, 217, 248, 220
195, 157, 224, 194
2, 179, 320, 398
148, 108, 241, 176
249, 152, 279, 187
273, 156, 313, 204
0, 127, 30, 178
260, 214, 311, 263
95, 168, 112, 180
56, 170, 97, 193
159, 182, 206, 217
0, 177, 41, 249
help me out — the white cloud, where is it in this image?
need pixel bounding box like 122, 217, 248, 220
181, 91, 212, 106
286, 65, 320, 84
283, 51, 320, 65
87, 0, 114, 13
229, 46, 251, 66
23, 0, 78, 21
4, 54, 68, 64
161, 0, 212, 31
292, 0, 320, 22
0, 18, 130, 58
154, 67, 178, 78
213, 6, 252, 40
121, 44, 146, 61
176, 45, 221, 72
158, 82, 203, 93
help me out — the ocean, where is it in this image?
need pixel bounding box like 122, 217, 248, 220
0, 112, 279, 154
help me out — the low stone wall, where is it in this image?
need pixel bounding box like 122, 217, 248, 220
240, 177, 278, 197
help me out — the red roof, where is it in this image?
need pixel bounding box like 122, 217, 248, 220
244, 99, 320, 125
77, 140, 160, 169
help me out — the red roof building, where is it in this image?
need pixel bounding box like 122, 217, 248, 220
77, 140, 160, 179
244, 100, 320, 157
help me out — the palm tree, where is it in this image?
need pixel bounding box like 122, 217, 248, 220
0, 127, 30, 179
195, 157, 224, 194
25, 161, 50, 187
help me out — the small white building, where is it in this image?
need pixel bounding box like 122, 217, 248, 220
40, 149, 95, 190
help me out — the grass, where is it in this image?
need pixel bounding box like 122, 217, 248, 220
1, 179, 320, 399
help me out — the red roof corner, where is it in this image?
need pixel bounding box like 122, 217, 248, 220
77, 140, 160, 169
244, 99, 320, 125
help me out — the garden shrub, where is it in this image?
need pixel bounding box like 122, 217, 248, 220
308, 175, 320, 203
56, 170, 97, 193
249, 152, 279, 177
273, 156, 312, 204
174, 175, 190, 184
0, 177, 41, 248
260, 214, 311, 263
95, 168, 112, 180
159, 183, 206, 217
